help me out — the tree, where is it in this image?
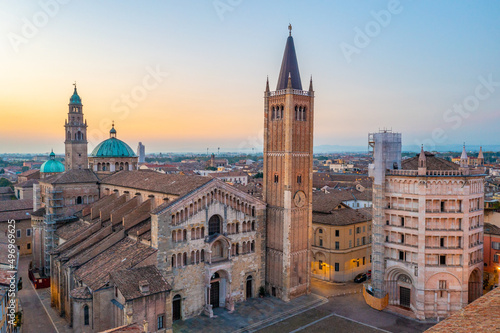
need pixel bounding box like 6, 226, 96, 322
0, 178, 12, 187
253, 172, 263, 179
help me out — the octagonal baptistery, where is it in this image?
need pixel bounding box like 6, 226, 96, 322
88, 124, 138, 173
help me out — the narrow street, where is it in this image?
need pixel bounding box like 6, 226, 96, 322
18, 255, 57, 333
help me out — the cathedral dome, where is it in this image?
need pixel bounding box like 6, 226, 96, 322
90, 125, 136, 158
41, 151, 65, 173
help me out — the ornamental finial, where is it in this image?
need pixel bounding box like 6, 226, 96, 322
288, 24, 292, 36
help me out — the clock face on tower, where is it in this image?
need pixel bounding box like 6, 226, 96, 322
294, 191, 307, 207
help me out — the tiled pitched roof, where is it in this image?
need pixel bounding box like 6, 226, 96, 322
425, 287, 500, 332
15, 179, 38, 188
0, 188, 13, 195
70, 286, 92, 299
484, 222, 500, 236
110, 265, 171, 301
0, 199, 33, 212
42, 169, 100, 184
100, 170, 212, 196
18, 169, 40, 177
73, 237, 157, 291
31, 207, 45, 217
313, 206, 372, 226
312, 190, 371, 213
55, 220, 89, 240
402, 152, 459, 171
0, 209, 32, 222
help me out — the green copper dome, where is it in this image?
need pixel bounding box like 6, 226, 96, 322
70, 86, 82, 105
41, 151, 65, 173
90, 125, 136, 158
90, 138, 136, 157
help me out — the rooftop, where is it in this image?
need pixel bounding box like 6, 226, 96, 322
41, 169, 99, 185
425, 287, 500, 332
110, 265, 171, 301
402, 152, 459, 171
100, 170, 212, 196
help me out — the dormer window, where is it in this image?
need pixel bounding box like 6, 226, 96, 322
139, 280, 149, 294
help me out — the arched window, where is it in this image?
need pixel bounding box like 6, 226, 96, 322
274, 174, 279, 183
280, 105, 284, 119
171, 254, 176, 268
84, 305, 89, 326
183, 252, 187, 266
303, 106, 307, 121
295, 105, 298, 120
208, 215, 221, 235
76, 196, 82, 205
201, 249, 205, 262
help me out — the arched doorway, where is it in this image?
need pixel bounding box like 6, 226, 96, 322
208, 215, 222, 235
397, 274, 412, 308
172, 294, 181, 321
210, 273, 220, 308
246, 275, 253, 299
468, 269, 481, 303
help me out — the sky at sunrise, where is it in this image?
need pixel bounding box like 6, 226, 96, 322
1, 0, 500, 154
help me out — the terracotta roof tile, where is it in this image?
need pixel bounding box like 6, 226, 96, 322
403, 152, 459, 171
41, 169, 100, 184
100, 170, 212, 196
0, 199, 33, 212
484, 222, 500, 236
70, 286, 92, 299
426, 287, 500, 332
110, 265, 171, 301
74, 237, 157, 291
15, 179, 39, 188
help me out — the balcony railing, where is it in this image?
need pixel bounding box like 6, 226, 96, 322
268, 89, 312, 97
385, 241, 418, 248
425, 227, 462, 231
425, 245, 462, 250
425, 210, 462, 214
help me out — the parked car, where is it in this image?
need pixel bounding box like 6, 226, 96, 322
354, 273, 367, 283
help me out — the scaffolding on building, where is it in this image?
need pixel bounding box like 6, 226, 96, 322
44, 189, 63, 276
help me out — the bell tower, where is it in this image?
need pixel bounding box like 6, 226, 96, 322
264, 26, 314, 301
64, 83, 88, 170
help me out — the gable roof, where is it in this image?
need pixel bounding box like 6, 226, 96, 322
100, 170, 212, 196
110, 265, 171, 301
73, 237, 157, 291
41, 169, 100, 185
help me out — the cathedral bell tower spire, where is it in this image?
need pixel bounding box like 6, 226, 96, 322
263, 27, 314, 301
64, 83, 88, 170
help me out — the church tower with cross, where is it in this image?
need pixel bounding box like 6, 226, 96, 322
64, 84, 88, 170
263, 25, 314, 301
